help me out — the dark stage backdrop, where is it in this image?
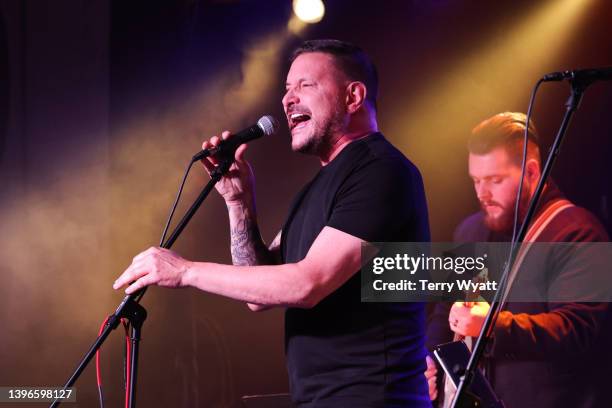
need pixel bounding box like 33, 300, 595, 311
1, 0, 610, 406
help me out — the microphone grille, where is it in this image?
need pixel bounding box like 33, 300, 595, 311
257, 115, 278, 136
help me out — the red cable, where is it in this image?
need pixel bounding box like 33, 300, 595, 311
122, 318, 131, 408
95, 316, 132, 408
96, 317, 109, 391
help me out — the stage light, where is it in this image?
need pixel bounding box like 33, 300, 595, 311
293, 0, 325, 24
388, 0, 593, 154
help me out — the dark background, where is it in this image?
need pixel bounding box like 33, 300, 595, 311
1, 0, 610, 406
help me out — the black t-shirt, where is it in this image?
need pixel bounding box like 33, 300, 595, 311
281, 133, 432, 407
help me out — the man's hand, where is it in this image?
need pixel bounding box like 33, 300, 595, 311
113, 247, 192, 294
425, 354, 438, 401
200, 130, 255, 209
448, 301, 490, 337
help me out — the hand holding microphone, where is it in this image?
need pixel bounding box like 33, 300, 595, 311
198, 116, 277, 209
193, 115, 277, 161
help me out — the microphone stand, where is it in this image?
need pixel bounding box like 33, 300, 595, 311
50, 158, 234, 408
450, 77, 588, 408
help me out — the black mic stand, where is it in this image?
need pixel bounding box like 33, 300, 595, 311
50, 158, 234, 408
450, 77, 588, 408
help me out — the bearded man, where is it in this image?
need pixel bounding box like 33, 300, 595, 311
115, 39, 432, 407
426, 112, 611, 408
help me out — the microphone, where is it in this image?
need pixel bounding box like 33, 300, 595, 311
192, 115, 278, 162
542, 67, 612, 83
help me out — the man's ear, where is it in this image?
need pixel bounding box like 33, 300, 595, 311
345, 81, 367, 114
525, 159, 541, 183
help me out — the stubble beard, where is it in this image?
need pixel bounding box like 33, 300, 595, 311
293, 106, 346, 156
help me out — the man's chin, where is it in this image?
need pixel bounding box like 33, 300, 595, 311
483, 213, 513, 233
291, 132, 318, 155
485, 216, 512, 232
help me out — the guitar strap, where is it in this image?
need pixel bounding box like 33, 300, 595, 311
500, 198, 574, 304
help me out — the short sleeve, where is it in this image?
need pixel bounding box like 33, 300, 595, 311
326, 157, 430, 243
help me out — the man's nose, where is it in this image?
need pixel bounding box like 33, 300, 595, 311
282, 88, 299, 109
476, 183, 491, 201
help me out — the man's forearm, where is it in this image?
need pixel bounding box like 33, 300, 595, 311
228, 203, 276, 266
183, 261, 316, 308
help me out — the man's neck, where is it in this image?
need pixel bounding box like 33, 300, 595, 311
319, 129, 377, 166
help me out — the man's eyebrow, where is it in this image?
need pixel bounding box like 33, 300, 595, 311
285, 78, 310, 87
474, 174, 506, 180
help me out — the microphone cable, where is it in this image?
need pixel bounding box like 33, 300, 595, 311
95, 156, 202, 408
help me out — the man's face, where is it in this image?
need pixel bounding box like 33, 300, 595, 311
468, 148, 532, 233
282, 52, 348, 154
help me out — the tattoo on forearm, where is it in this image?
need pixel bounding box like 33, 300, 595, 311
230, 217, 269, 266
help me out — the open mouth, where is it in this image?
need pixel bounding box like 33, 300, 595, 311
289, 112, 311, 131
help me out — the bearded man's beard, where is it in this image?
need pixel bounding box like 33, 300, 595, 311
482, 188, 532, 233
